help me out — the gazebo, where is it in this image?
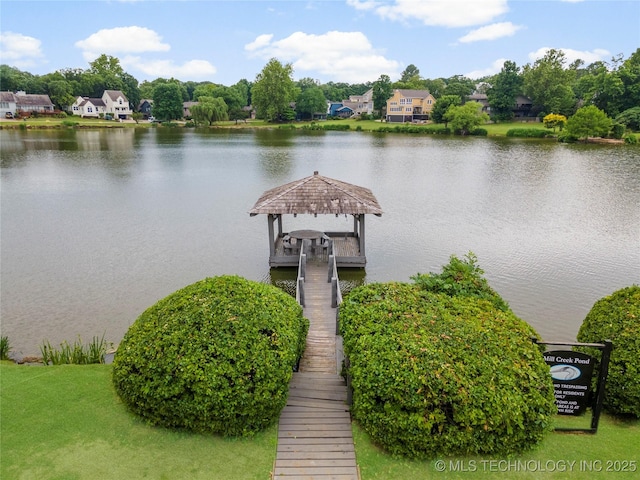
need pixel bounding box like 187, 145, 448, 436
249, 171, 383, 267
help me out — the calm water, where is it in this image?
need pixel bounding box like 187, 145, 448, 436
1, 128, 639, 356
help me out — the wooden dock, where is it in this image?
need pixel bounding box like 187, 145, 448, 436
274, 262, 359, 480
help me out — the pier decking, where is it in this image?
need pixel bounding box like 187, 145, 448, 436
274, 262, 359, 480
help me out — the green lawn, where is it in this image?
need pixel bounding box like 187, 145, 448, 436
2, 362, 638, 480
0, 363, 277, 480
353, 413, 639, 479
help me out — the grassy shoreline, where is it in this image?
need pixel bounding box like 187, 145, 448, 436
2, 362, 637, 479
0, 117, 560, 136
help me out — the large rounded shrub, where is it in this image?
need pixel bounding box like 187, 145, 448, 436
577, 285, 640, 417
340, 282, 555, 458
112, 275, 308, 436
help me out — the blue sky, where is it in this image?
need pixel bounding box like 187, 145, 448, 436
1, 0, 638, 85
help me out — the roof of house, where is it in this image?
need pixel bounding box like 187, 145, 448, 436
104, 90, 127, 101
19, 95, 54, 107
0, 92, 16, 102
395, 89, 432, 99
249, 171, 383, 216
79, 98, 106, 107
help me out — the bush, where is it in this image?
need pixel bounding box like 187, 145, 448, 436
506, 128, 549, 138
469, 127, 488, 136
0, 336, 10, 360
624, 133, 638, 144
576, 285, 640, 418
610, 123, 625, 139
112, 275, 308, 436
411, 252, 510, 312
340, 282, 555, 458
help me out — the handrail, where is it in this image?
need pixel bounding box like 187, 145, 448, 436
326, 240, 342, 308
295, 240, 308, 307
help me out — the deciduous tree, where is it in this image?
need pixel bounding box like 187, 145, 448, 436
443, 101, 489, 135
296, 87, 327, 120
522, 49, 576, 116
431, 95, 461, 125
252, 58, 298, 122
566, 105, 612, 141
372, 74, 392, 118
487, 60, 522, 122
152, 82, 184, 121
190, 96, 228, 126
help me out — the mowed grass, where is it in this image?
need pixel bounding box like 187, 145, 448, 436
2, 362, 638, 479
353, 414, 639, 479
0, 363, 277, 480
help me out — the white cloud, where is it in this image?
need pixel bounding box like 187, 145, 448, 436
349, 0, 509, 28
528, 47, 611, 65
245, 34, 274, 52
75, 26, 170, 62
0, 31, 44, 68
244, 31, 400, 83
458, 22, 523, 43
121, 56, 217, 80
466, 58, 509, 79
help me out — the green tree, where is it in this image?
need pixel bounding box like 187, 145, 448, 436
442, 75, 475, 102
295, 86, 327, 120
152, 82, 184, 121
190, 96, 229, 126
616, 107, 640, 131
372, 74, 393, 118
430, 94, 461, 125
617, 48, 640, 113
487, 60, 522, 122
542, 113, 567, 132
565, 105, 612, 141
0, 65, 34, 92
422, 78, 446, 98
121, 72, 141, 115
252, 58, 298, 122
46, 78, 75, 111
232, 78, 252, 106
443, 101, 489, 135
523, 49, 576, 116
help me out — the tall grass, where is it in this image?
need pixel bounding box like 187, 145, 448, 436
0, 336, 10, 360
40, 334, 109, 365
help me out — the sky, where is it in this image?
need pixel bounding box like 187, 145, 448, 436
1, 0, 639, 86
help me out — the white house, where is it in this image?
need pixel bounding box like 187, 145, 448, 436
71, 90, 131, 119
102, 90, 131, 119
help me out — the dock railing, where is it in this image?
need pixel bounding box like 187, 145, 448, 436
295, 240, 309, 307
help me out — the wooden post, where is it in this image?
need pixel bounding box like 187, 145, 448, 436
360, 214, 366, 258
267, 214, 276, 257
277, 214, 283, 237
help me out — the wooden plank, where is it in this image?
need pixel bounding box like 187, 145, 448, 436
276, 451, 356, 460
278, 429, 353, 439
273, 466, 358, 476
279, 423, 353, 432
275, 459, 357, 468
277, 443, 355, 453
277, 437, 354, 445
272, 475, 358, 480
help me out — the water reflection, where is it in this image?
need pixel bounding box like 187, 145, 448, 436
1, 129, 638, 355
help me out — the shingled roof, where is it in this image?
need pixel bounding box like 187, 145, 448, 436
249, 171, 383, 216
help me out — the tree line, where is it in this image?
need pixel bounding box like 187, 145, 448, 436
1, 48, 638, 130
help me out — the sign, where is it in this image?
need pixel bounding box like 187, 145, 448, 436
544, 350, 595, 415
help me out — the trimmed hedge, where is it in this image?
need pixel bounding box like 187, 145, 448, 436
340, 282, 555, 458
506, 128, 549, 138
112, 275, 308, 436
576, 285, 640, 418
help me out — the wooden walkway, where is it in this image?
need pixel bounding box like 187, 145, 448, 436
274, 262, 359, 480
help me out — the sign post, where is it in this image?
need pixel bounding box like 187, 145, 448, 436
534, 339, 612, 433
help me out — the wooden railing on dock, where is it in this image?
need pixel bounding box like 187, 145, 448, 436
295, 239, 342, 310
275, 238, 358, 479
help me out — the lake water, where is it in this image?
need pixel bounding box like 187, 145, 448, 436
1, 128, 639, 356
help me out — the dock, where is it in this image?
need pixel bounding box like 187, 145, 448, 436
273, 260, 359, 480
